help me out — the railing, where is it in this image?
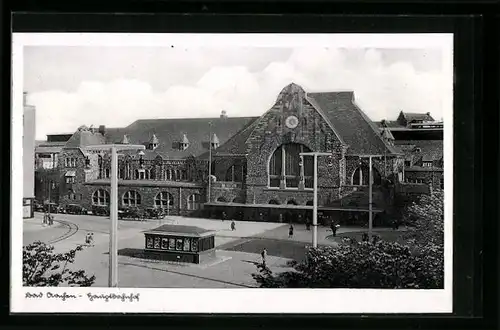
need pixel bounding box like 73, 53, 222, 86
211, 181, 243, 189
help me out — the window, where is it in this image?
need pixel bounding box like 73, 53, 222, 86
104, 168, 110, 178
65, 176, 75, 184
187, 194, 201, 210
423, 162, 432, 167
404, 161, 411, 167
269, 143, 313, 189
352, 165, 381, 186
225, 164, 244, 182
65, 157, 77, 168
92, 189, 110, 206
139, 171, 145, 180
154, 192, 174, 209
68, 191, 75, 200
123, 190, 141, 207
166, 169, 173, 180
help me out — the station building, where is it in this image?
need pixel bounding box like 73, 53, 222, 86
34, 83, 443, 225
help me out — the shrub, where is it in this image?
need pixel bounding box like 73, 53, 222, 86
23, 241, 96, 287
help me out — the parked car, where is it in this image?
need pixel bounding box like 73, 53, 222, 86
65, 204, 88, 215
44, 202, 63, 214
92, 205, 110, 216
144, 207, 165, 220
118, 207, 143, 220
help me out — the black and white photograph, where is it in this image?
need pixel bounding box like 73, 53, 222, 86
12, 33, 453, 313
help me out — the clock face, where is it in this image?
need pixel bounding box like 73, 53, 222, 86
285, 115, 299, 129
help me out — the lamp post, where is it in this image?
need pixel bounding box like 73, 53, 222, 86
299, 151, 332, 248
357, 154, 383, 239
208, 122, 213, 203
86, 144, 145, 288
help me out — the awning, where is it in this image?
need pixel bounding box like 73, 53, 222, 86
65, 171, 76, 177
204, 202, 384, 213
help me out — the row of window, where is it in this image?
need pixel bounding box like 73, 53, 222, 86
64, 158, 78, 168
92, 189, 202, 210
146, 236, 198, 252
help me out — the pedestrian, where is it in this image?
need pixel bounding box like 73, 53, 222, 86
43, 212, 48, 225
330, 222, 339, 237
85, 233, 90, 245
261, 248, 267, 267
89, 233, 94, 246
288, 224, 294, 238
48, 214, 54, 226
222, 211, 227, 222
305, 218, 311, 231
231, 221, 236, 231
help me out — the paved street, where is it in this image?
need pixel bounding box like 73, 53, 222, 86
23, 212, 397, 288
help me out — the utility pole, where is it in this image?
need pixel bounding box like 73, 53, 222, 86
358, 154, 383, 239
299, 151, 331, 248
87, 144, 145, 288
208, 122, 213, 204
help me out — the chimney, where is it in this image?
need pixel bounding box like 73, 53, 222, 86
426, 112, 431, 116
98, 125, 106, 135
23, 92, 28, 106
220, 110, 228, 119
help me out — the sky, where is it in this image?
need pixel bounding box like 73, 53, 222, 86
24, 46, 448, 140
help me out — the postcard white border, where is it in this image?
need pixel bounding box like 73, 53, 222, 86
11, 33, 454, 314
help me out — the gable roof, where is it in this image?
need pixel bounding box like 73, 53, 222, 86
104, 117, 258, 160
64, 128, 106, 149
306, 91, 399, 155
401, 111, 434, 122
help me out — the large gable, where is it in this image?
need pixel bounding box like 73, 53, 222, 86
306, 91, 399, 156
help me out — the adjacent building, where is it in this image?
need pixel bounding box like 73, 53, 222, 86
34, 83, 444, 225
23, 92, 36, 218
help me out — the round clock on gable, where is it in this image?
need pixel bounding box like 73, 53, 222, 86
285, 115, 299, 129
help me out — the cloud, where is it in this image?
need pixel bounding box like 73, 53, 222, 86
28, 47, 450, 139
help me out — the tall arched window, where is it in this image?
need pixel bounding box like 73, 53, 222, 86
225, 164, 244, 182
269, 199, 280, 205
269, 143, 313, 188
154, 192, 174, 209
352, 165, 381, 186
123, 190, 141, 207
187, 194, 201, 210
92, 189, 110, 206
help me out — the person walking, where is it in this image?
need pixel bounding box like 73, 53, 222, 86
288, 224, 294, 238
231, 221, 236, 231
221, 211, 227, 222
85, 233, 90, 246
43, 212, 48, 225
330, 222, 339, 237
89, 233, 95, 246
48, 213, 54, 226
261, 248, 267, 267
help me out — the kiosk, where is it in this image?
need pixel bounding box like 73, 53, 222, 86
143, 225, 216, 264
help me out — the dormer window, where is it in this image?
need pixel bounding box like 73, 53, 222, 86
148, 134, 159, 150
180, 134, 190, 151
422, 161, 432, 167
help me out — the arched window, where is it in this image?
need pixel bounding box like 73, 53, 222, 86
92, 189, 110, 206
187, 194, 201, 210
269, 143, 313, 188
216, 197, 227, 203
269, 199, 280, 205
104, 168, 110, 178
134, 169, 140, 180
225, 164, 244, 182
306, 200, 313, 206
352, 165, 381, 186
287, 200, 298, 205
154, 192, 174, 209
123, 190, 141, 207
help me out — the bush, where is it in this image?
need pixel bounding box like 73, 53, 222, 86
252, 239, 443, 289
253, 190, 445, 289
23, 241, 96, 287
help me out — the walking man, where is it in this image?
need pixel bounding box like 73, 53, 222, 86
222, 211, 227, 222
261, 248, 267, 267
288, 224, 294, 238
231, 221, 236, 231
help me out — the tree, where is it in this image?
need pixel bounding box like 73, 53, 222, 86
403, 189, 444, 247
23, 241, 96, 287
252, 189, 444, 289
